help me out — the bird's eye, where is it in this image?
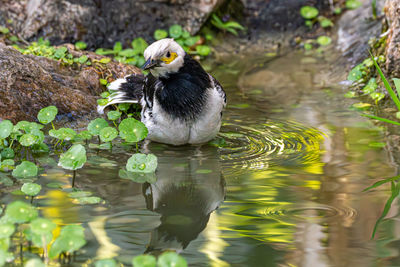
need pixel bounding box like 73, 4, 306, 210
166, 51, 171, 58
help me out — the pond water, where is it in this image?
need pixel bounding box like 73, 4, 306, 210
2, 49, 400, 266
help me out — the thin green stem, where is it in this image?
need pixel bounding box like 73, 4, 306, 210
361, 113, 400, 126
51, 121, 55, 130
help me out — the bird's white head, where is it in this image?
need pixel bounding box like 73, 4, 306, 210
142, 38, 186, 78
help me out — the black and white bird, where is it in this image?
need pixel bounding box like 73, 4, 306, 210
98, 38, 226, 146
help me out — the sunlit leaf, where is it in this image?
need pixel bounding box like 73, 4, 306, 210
12, 161, 38, 178
19, 134, 37, 146
25, 258, 45, 267
99, 127, 118, 142
0, 223, 15, 238
316, 36, 332, 46
196, 45, 211, 56
37, 106, 58, 124
58, 144, 87, 170
31, 218, 56, 235
126, 153, 157, 173
0, 120, 13, 139
132, 254, 156, 267
88, 118, 109, 135
49, 128, 76, 141
107, 111, 122, 121
157, 252, 187, 267
118, 118, 148, 142
300, 6, 319, 19
75, 41, 87, 50
5, 201, 38, 223
95, 259, 117, 267
21, 183, 41, 196
169, 25, 182, 39
154, 29, 168, 40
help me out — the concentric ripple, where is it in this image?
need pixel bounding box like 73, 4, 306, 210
219, 120, 324, 174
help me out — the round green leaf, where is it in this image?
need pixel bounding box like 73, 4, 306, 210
12, 161, 38, 178
119, 118, 148, 142
68, 191, 92, 198
75, 196, 102, 204
195, 45, 211, 56
131, 37, 148, 55
58, 144, 87, 170
107, 111, 122, 121
25, 258, 45, 267
126, 153, 157, 173
19, 134, 37, 146
300, 6, 319, 19
5, 201, 38, 223
77, 130, 92, 141
75, 41, 87, 50
0, 120, 13, 139
118, 103, 131, 111
60, 225, 85, 238
0, 223, 15, 238
30, 230, 53, 247
21, 183, 42, 197
346, 0, 362, 9
37, 106, 58, 124
49, 128, 76, 141
157, 252, 187, 267
30, 218, 56, 235
169, 24, 182, 39
49, 235, 86, 259
1, 148, 14, 159
316, 36, 332, 46
88, 118, 109, 135
14, 121, 30, 132
99, 127, 118, 142
95, 259, 117, 267
154, 29, 168, 40
133, 254, 157, 267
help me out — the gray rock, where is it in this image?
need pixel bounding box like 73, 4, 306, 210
384, 0, 400, 77
0, 43, 140, 122
337, 0, 385, 64
0, 0, 224, 48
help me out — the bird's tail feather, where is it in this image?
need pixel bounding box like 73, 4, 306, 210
97, 74, 145, 114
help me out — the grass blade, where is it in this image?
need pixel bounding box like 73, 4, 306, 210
369, 51, 400, 111
371, 181, 400, 238
363, 175, 400, 192
393, 78, 400, 97
361, 113, 400, 126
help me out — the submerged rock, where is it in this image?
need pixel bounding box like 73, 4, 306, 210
0, 43, 140, 122
0, 0, 224, 48
384, 0, 400, 77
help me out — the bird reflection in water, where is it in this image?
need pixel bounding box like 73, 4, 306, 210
142, 144, 226, 254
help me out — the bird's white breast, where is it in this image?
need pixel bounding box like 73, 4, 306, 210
141, 86, 225, 146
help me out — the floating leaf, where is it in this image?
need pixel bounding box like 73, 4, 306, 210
37, 106, 58, 124
0, 120, 13, 139
126, 153, 157, 173
60, 225, 85, 238
300, 6, 319, 19
88, 118, 109, 135
99, 127, 118, 142
75, 196, 102, 204
5, 201, 38, 223
12, 161, 38, 178
133, 255, 157, 267
107, 111, 122, 121
154, 29, 168, 40
21, 183, 41, 196
30, 218, 56, 235
25, 259, 45, 267
68, 191, 92, 198
75, 41, 87, 50
119, 118, 148, 142
95, 259, 118, 267
50, 128, 76, 141
58, 144, 87, 170
157, 252, 187, 267
0, 223, 15, 238
118, 169, 156, 184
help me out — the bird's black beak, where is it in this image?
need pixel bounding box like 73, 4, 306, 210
142, 58, 159, 70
